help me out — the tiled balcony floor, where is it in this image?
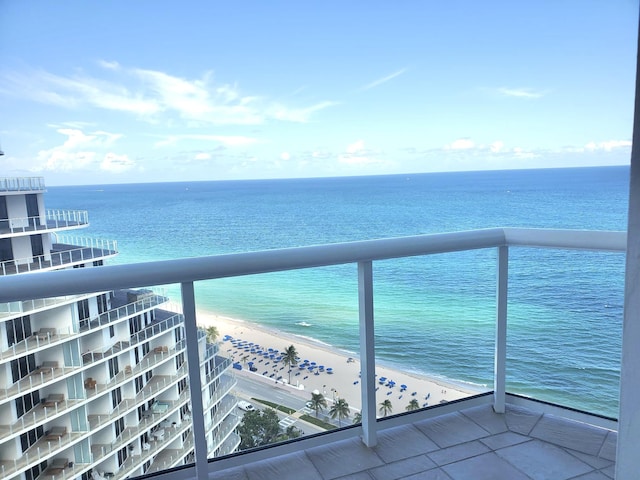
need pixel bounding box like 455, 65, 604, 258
212, 403, 617, 480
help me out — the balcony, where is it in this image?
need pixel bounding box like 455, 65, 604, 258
0, 209, 89, 238
0, 177, 45, 192
0, 227, 632, 479
0, 237, 118, 275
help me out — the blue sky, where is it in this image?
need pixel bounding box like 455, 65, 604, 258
1, 1, 638, 185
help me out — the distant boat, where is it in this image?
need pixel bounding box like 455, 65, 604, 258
296, 321, 312, 327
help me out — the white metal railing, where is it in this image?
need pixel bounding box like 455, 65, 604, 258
0, 210, 89, 236
0, 294, 86, 317
45, 209, 89, 228
0, 237, 118, 276
0, 177, 45, 192
78, 293, 169, 334
0, 228, 627, 480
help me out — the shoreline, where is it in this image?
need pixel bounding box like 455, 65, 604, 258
196, 310, 482, 414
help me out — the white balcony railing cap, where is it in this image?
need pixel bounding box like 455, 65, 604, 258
0, 227, 626, 303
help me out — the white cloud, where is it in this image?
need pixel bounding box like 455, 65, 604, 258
280, 152, 291, 161
360, 69, 407, 91
512, 147, 537, 159
34, 128, 134, 174
585, 140, 632, 151
194, 152, 211, 160
339, 140, 381, 165
1, 63, 338, 126
490, 141, 504, 153
497, 87, 545, 99
445, 138, 476, 150
154, 134, 258, 148
101, 152, 134, 173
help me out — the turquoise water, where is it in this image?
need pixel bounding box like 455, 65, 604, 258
46, 166, 629, 417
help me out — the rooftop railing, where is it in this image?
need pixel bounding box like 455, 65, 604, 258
0, 227, 627, 480
0, 177, 45, 192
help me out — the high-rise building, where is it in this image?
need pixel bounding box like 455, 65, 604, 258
0, 177, 239, 480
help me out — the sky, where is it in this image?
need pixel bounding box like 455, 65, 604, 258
0, 1, 638, 185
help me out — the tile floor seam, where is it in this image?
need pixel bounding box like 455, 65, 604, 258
304, 449, 336, 480
523, 411, 544, 436
493, 444, 548, 480
425, 440, 492, 467
595, 431, 611, 460
459, 409, 497, 439
562, 444, 614, 471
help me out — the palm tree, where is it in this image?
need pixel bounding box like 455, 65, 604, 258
281, 344, 298, 384
406, 399, 420, 411
379, 399, 393, 417
352, 412, 362, 425
199, 325, 219, 344
329, 398, 350, 427
309, 392, 328, 418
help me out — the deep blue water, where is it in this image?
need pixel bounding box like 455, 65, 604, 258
46, 166, 629, 417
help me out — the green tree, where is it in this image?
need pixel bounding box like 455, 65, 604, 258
281, 425, 302, 440
379, 399, 393, 417
352, 412, 362, 425
198, 325, 219, 344
309, 392, 328, 418
237, 408, 281, 450
406, 399, 420, 411
329, 398, 350, 427
281, 344, 298, 384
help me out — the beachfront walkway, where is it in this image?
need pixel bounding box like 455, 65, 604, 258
211, 403, 616, 479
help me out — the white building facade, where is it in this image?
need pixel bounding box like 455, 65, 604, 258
0, 177, 239, 480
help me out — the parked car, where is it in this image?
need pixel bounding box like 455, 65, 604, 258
238, 401, 255, 412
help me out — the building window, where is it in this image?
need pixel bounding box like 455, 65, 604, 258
77, 299, 90, 324
25, 194, 40, 226
93, 260, 103, 267
6, 315, 32, 347
97, 293, 109, 314
111, 387, 122, 409
109, 325, 115, 337
108, 358, 119, 379
114, 417, 124, 437
30, 234, 44, 258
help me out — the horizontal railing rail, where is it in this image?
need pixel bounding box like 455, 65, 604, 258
0, 228, 624, 301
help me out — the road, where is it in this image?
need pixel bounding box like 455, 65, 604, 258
232, 372, 337, 435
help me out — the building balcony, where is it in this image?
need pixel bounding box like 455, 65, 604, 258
0, 237, 118, 276
0, 227, 632, 479
0, 209, 89, 239
0, 177, 45, 193
78, 291, 170, 336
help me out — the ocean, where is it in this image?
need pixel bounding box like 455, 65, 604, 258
46, 166, 630, 417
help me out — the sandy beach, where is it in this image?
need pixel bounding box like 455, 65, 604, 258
197, 311, 478, 417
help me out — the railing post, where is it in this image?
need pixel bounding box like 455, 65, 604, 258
494, 245, 508, 413
358, 260, 377, 447
181, 281, 208, 480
